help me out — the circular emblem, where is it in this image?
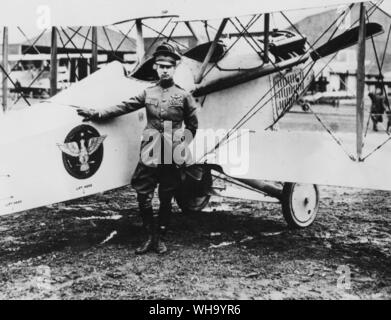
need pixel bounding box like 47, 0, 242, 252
57, 125, 107, 180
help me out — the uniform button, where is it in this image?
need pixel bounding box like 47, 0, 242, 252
163, 89, 168, 92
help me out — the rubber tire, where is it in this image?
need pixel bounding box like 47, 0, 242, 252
281, 183, 320, 229
175, 193, 211, 213
175, 166, 212, 213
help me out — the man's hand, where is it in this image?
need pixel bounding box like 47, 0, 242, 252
76, 108, 100, 122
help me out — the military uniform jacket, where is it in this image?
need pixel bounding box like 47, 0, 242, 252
99, 80, 198, 167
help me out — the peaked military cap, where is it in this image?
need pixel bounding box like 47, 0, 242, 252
153, 42, 181, 66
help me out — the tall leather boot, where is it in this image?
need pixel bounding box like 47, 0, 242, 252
157, 191, 173, 229
135, 207, 155, 255
153, 192, 173, 254
153, 225, 168, 254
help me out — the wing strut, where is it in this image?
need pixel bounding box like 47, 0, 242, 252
50, 27, 58, 97
185, 21, 201, 44
195, 18, 228, 84
263, 13, 270, 63
2, 27, 8, 113
356, 3, 366, 161
136, 19, 145, 62
91, 26, 98, 73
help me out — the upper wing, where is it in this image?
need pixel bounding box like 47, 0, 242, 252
57, 142, 80, 157
0, 0, 366, 26
87, 135, 107, 155
175, 0, 366, 22
0, 0, 178, 26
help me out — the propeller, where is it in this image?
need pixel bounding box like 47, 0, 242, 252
310, 22, 384, 61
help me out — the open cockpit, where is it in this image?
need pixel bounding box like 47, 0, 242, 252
131, 30, 307, 83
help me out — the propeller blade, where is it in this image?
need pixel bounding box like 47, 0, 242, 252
310, 22, 384, 61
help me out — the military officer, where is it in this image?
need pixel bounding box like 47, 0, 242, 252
76, 43, 198, 254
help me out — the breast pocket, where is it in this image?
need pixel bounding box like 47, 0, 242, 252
145, 98, 159, 116
167, 105, 184, 121
146, 98, 158, 107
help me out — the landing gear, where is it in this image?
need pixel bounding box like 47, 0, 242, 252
175, 166, 212, 213
281, 183, 320, 228
176, 193, 211, 213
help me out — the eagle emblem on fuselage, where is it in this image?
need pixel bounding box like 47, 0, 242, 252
58, 125, 107, 179
57, 136, 107, 172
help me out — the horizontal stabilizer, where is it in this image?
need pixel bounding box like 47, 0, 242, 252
49, 61, 147, 110
0, 94, 145, 216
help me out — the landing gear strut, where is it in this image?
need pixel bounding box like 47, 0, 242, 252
175, 169, 320, 228
237, 180, 320, 228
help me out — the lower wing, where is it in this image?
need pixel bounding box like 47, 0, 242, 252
199, 130, 391, 191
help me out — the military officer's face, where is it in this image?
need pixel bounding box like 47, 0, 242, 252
156, 63, 176, 81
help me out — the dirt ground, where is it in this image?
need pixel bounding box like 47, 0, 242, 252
1, 103, 390, 300
0, 184, 390, 300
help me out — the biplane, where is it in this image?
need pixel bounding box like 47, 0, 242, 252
1, 0, 390, 229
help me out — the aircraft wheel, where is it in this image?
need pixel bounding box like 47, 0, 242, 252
175, 166, 212, 213
281, 183, 319, 228
176, 193, 211, 213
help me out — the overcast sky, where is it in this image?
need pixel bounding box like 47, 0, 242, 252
0, 0, 390, 44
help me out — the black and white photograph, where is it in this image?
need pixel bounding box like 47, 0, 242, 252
0, 0, 391, 303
